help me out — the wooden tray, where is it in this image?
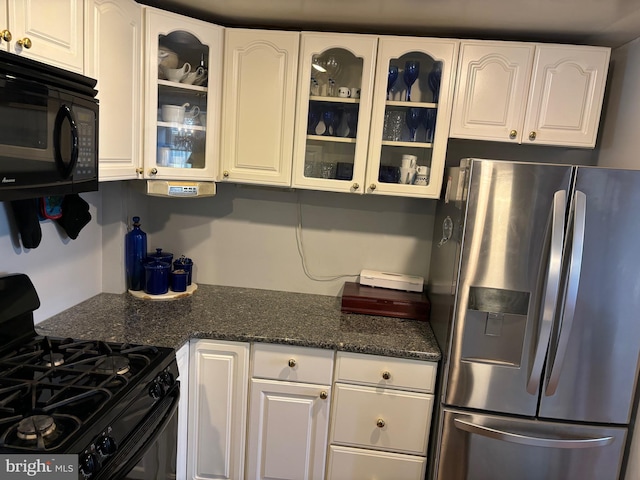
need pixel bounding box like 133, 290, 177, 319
341, 282, 430, 321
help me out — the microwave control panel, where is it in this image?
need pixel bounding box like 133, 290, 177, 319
73, 106, 96, 180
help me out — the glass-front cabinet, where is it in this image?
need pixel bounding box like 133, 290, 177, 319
143, 8, 222, 180
292, 33, 378, 194
366, 37, 459, 198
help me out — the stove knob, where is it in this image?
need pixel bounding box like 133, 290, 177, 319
149, 381, 164, 399
159, 370, 174, 387
96, 435, 117, 457
79, 452, 100, 477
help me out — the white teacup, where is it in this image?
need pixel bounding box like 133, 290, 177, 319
338, 87, 351, 98
398, 166, 416, 184
416, 165, 429, 176
182, 66, 207, 85
164, 63, 191, 82
414, 174, 428, 185
401, 154, 417, 169
161, 103, 190, 123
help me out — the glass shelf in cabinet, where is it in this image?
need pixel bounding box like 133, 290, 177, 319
158, 121, 206, 132
386, 100, 437, 108
158, 79, 208, 93
309, 95, 359, 104
381, 140, 432, 148
307, 134, 357, 144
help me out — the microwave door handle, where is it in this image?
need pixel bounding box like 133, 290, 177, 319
526, 190, 566, 395
53, 104, 78, 179
453, 418, 614, 448
545, 190, 586, 396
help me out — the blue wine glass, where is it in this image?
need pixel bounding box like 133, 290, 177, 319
387, 65, 399, 100
422, 108, 437, 143
331, 108, 343, 137
406, 107, 422, 141
428, 62, 442, 103
322, 108, 335, 136
346, 107, 358, 138
308, 106, 321, 135
403, 61, 420, 102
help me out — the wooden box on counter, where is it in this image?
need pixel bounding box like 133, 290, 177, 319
340, 282, 430, 321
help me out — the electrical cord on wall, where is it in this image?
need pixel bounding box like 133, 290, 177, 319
295, 195, 359, 282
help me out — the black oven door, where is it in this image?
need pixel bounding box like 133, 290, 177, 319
94, 382, 179, 480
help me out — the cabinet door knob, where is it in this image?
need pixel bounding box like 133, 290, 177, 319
319, 391, 328, 400
288, 358, 296, 368
1, 30, 11, 42
509, 130, 517, 139
150, 168, 157, 175
529, 131, 537, 141
135, 168, 143, 175
369, 183, 376, 191
223, 170, 229, 178
352, 183, 359, 191
17, 37, 32, 49
376, 418, 385, 428
382, 371, 391, 380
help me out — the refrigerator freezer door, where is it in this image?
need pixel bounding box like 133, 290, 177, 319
539, 167, 640, 424
444, 160, 572, 415
435, 408, 626, 480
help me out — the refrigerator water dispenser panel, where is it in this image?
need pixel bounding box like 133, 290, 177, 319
461, 287, 530, 367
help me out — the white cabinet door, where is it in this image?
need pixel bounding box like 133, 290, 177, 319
246, 378, 331, 480
86, 0, 142, 181
8, 0, 84, 72
176, 342, 190, 480
523, 44, 610, 148
291, 32, 378, 194
143, 7, 223, 180
188, 340, 249, 480
220, 29, 299, 186
449, 41, 535, 143
0, 2, 7, 52
450, 40, 610, 148
366, 36, 459, 198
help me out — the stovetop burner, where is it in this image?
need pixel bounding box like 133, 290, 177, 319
41, 353, 64, 367
95, 355, 130, 375
17, 414, 56, 440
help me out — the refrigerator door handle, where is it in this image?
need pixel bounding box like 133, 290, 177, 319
545, 190, 587, 396
454, 418, 614, 449
527, 190, 566, 395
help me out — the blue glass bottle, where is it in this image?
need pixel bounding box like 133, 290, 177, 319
125, 216, 147, 291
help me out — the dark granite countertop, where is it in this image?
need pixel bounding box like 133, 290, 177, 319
36, 284, 441, 362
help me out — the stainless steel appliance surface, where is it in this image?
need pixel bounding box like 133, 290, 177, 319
0, 274, 179, 479
428, 158, 640, 480
0, 50, 98, 201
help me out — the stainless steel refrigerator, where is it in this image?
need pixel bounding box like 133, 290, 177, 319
428, 158, 640, 480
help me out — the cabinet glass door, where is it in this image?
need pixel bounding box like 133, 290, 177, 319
144, 9, 222, 180
292, 34, 377, 194
366, 37, 459, 198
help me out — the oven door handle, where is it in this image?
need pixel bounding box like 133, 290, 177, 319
94, 382, 180, 480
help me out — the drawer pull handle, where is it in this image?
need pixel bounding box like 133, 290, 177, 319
319, 391, 328, 400
382, 371, 391, 380
17, 37, 32, 49
376, 418, 385, 428
288, 359, 296, 368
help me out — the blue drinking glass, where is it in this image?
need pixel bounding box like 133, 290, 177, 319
331, 108, 343, 137
346, 107, 358, 138
422, 108, 437, 143
403, 61, 420, 102
387, 65, 399, 100
308, 106, 321, 135
406, 107, 422, 141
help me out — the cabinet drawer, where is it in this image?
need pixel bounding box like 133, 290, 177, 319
327, 445, 426, 480
331, 384, 434, 455
252, 343, 334, 385
335, 352, 436, 393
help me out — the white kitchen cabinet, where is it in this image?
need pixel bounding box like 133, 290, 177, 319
143, 7, 223, 180
86, 0, 143, 181
187, 339, 249, 480
246, 343, 334, 480
450, 41, 610, 148
291, 32, 378, 194
176, 342, 189, 480
0, 0, 84, 73
220, 28, 299, 186
326, 352, 437, 480
365, 36, 459, 198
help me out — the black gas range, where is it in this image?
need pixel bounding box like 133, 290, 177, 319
0, 274, 179, 479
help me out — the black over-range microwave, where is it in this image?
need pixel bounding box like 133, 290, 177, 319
0, 50, 98, 201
